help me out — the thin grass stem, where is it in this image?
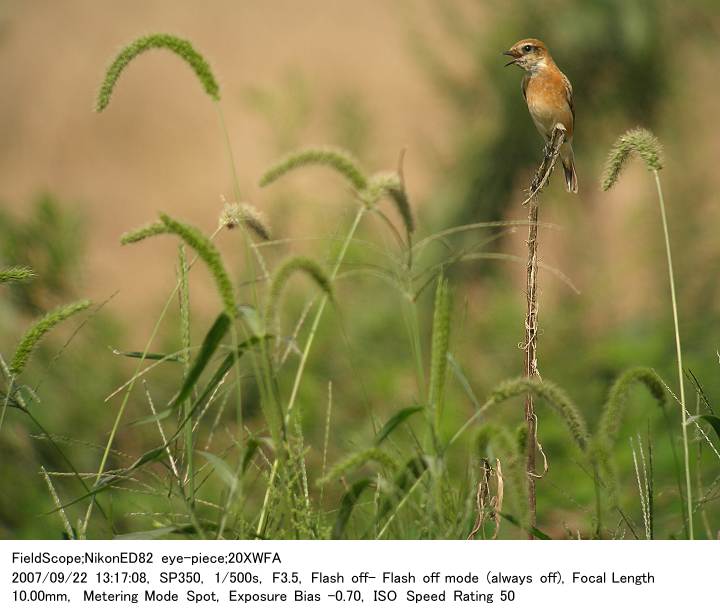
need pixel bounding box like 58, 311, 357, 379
653, 170, 692, 539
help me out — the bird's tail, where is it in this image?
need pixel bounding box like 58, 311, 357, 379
560, 142, 578, 193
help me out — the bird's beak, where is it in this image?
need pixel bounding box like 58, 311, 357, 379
503, 50, 518, 67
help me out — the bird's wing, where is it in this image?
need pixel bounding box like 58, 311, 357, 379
521, 73, 530, 103
561, 71, 575, 122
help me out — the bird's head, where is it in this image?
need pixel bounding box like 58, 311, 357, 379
503, 39, 550, 72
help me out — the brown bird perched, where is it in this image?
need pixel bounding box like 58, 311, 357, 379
503, 38, 577, 193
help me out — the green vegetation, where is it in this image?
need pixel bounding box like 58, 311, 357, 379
1, 8, 719, 540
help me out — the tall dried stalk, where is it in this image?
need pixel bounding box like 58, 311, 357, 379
522, 125, 566, 537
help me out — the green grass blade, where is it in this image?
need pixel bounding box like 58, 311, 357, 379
331, 478, 375, 539
199, 451, 238, 492
112, 350, 182, 362
113, 527, 183, 540
242, 438, 263, 474
374, 405, 424, 445
696, 415, 720, 441
51, 445, 169, 512
128, 407, 174, 427
172, 313, 230, 407
178, 336, 267, 432
498, 512, 551, 539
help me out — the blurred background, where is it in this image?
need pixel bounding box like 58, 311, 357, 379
1, 0, 719, 538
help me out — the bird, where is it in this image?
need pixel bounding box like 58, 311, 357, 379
503, 38, 578, 193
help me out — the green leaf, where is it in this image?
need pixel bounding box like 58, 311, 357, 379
126, 446, 168, 472
696, 415, 720, 441
186, 352, 235, 416
332, 478, 375, 540
242, 438, 263, 474
95, 446, 168, 489
113, 526, 182, 540
172, 313, 230, 407
199, 451, 238, 492
49, 446, 168, 512
112, 349, 182, 362
498, 512, 551, 540
114, 522, 219, 539
128, 408, 175, 427
173, 336, 268, 438
374, 405, 423, 445
238, 305, 264, 338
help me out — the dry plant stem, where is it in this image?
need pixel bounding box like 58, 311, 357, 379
522, 126, 566, 537
653, 170, 692, 539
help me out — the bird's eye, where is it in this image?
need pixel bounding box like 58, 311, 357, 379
522, 44, 533, 53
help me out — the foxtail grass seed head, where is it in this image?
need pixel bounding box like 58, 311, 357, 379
488, 378, 528, 405
0, 266, 36, 284
596, 367, 666, 455
475, 424, 520, 462
601, 128, 664, 190
259, 146, 368, 191
121, 215, 237, 317
158, 213, 237, 318
96, 33, 220, 112
592, 368, 666, 505
428, 276, 451, 437
10, 300, 91, 376
515, 423, 529, 453
487, 377, 589, 452
219, 198, 271, 240
475, 424, 496, 454
318, 447, 398, 486
120, 221, 168, 245
265, 256, 332, 331
364, 171, 415, 234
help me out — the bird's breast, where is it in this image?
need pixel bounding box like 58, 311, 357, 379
525, 73, 573, 139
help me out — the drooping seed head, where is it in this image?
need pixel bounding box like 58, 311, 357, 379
601, 128, 664, 191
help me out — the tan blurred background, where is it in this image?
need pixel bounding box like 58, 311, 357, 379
0, 0, 461, 319
2, 0, 719, 322
2, 1, 719, 328
2, 0, 720, 538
